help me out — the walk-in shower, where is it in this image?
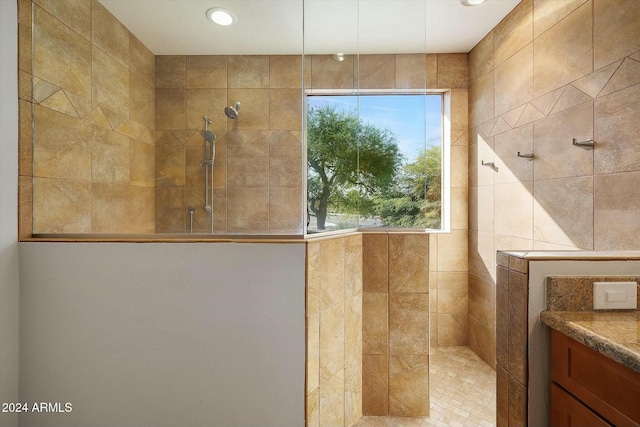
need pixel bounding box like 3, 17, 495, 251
225, 102, 241, 119
199, 116, 215, 232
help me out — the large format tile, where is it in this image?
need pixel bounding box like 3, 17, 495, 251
494, 182, 533, 240
469, 71, 494, 127
269, 187, 302, 232
32, 178, 91, 233
186, 55, 227, 88
269, 55, 302, 88
395, 54, 425, 89
594, 171, 640, 250
226, 89, 269, 131
363, 234, 389, 293
469, 31, 494, 83
130, 35, 155, 87
437, 229, 468, 272
91, 127, 130, 184
508, 270, 528, 385
344, 235, 363, 297
389, 355, 429, 417
389, 293, 429, 355
34, 0, 91, 40
92, 47, 129, 111
33, 105, 91, 180
469, 274, 495, 329
495, 266, 509, 369
363, 354, 388, 416
226, 187, 269, 232
319, 369, 345, 427
437, 54, 468, 89
156, 89, 186, 130
495, 44, 533, 116
270, 143, 302, 188
437, 272, 468, 315
186, 88, 228, 130
358, 55, 395, 89
227, 143, 269, 188
155, 56, 185, 89
494, 123, 534, 185
494, 0, 533, 66
319, 302, 345, 382
363, 292, 388, 355
33, 5, 92, 98
388, 234, 429, 293
533, 2, 592, 97
437, 314, 468, 346
319, 237, 346, 310
92, 0, 129, 67
155, 188, 184, 233
269, 88, 302, 131
594, 0, 640, 69
594, 83, 640, 174
129, 73, 155, 130
311, 55, 356, 90
533, 176, 594, 249
468, 315, 496, 368
228, 56, 269, 88
533, 0, 587, 38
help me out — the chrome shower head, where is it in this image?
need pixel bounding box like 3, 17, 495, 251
224, 102, 241, 119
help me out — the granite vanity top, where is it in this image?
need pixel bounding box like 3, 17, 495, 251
540, 310, 640, 374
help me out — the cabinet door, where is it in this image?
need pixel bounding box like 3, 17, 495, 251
551, 384, 612, 427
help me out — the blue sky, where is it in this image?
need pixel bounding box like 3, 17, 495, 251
307, 94, 442, 163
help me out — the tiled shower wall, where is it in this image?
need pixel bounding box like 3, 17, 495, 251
154, 55, 303, 234
362, 233, 430, 416
306, 234, 363, 427
21, 0, 156, 235
468, 0, 640, 367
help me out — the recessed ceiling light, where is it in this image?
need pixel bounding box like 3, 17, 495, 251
333, 53, 345, 62
460, 0, 486, 6
206, 7, 237, 26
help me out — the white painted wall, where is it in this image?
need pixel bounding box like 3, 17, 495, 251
0, 1, 20, 426
19, 242, 306, 427
528, 259, 640, 427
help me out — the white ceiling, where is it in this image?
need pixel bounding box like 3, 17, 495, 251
100, 0, 520, 55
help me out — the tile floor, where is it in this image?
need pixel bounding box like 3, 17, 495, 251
354, 346, 496, 427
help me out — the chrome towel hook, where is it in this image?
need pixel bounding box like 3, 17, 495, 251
517, 151, 535, 159
572, 138, 595, 149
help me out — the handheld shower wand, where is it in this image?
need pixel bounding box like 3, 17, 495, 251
201, 116, 215, 214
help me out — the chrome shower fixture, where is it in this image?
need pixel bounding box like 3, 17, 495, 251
224, 102, 241, 119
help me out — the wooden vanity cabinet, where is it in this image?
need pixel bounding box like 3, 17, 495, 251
550, 329, 640, 427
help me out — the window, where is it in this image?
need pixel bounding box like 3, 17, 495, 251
306, 93, 446, 233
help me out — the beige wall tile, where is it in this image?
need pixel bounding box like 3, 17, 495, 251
155, 56, 186, 89
389, 293, 429, 355
363, 234, 389, 293
469, 71, 494, 127
127, 186, 155, 233
319, 303, 346, 379
437, 272, 468, 315
307, 312, 320, 394
319, 237, 346, 310
130, 35, 155, 87
156, 89, 186, 131
533, 2, 593, 97
35, 0, 91, 40
93, 47, 129, 111
92, 127, 130, 184
19, 99, 33, 177
186, 88, 228, 130
345, 391, 362, 427
429, 313, 438, 348
227, 143, 268, 188
363, 292, 388, 355
437, 54, 468, 89
508, 270, 528, 385
494, 0, 533, 66
437, 229, 468, 272
186, 56, 227, 88
33, 5, 92, 99
18, 70, 32, 102
469, 31, 494, 83
508, 374, 527, 426
306, 388, 319, 427
228, 56, 269, 88
184, 188, 212, 233
344, 235, 363, 297
533, 176, 594, 249
91, 183, 129, 232
269, 55, 302, 88
184, 145, 205, 188
226, 187, 269, 232
344, 294, 363, 391
269, 188, 303, 232
495, 44, 533, 116
494, 182, 533, 240
595, 83, 640, 174
533, 102, 594, 180
33, 105, 91, 181
389, 234, 429, 293
468, 274, 495, 328
155, 137, 184, 188
533, 0, 588, 38
130, 73, 155, 130
468, 315, 496, 368
92, 0, 129, 67
496, 365, 509, 427
598, 57, 640, 97
270, 88, 302, 130
363, 354, 388, 415
319, 369, 345, 427
155, 188, 184, 232
494, 123, 534, 184
495, 266, 509, 369
307, 241, 320, 318
450, 145, 469, 189
468, 231, 496, 283
311, 55, 356, 90
226, 89, 269, 130
395, 54, 426, 89
425, 54, 437, 89
594, 0, 640, 69
437, 313, 468, 346
389, 355, 429, 416
451, 89, 469, 132
212, 188, 227, 232
450, 187, 468, 230
594, 171, 640, 250
270, 143, 302, 188
358, 54, 395, 89
18, 0, 32, 74
33, 178, 91, 233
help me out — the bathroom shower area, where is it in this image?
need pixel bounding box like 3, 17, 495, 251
17, 0, 501, 426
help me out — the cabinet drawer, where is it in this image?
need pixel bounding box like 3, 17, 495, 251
551, 383, 612, 427
551, 330, 640, 426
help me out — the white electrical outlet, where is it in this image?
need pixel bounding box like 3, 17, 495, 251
593, 282, 637, 310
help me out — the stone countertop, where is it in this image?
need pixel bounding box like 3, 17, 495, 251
540, 310, 640, 374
